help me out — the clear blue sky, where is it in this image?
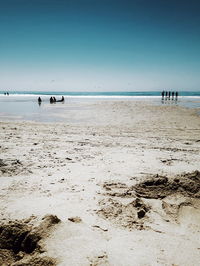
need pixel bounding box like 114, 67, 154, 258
0, 0, 200, 91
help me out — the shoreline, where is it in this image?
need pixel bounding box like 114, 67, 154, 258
0, 98, 200, 124
1, 94, 200, 99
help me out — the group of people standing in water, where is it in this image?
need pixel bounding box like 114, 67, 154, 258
161, 91, 178, 100
38, 96, 65, 104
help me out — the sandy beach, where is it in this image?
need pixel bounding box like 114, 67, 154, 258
0, 100, 200, 266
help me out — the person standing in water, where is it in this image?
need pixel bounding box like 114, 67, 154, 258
38, 97, 42, 106
161, 90, 165, 100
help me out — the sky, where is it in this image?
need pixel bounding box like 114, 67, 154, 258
0, 0, 200, 91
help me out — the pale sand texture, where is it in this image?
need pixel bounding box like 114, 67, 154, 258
0, 101, 200, 265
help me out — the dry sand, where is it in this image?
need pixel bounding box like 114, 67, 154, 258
0, 100, 200, 266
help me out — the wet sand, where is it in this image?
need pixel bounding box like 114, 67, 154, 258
0, 101, 200, 265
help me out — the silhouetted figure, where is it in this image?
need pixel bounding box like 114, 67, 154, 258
175, 91, 178, 100
165, 91, 168, 99
38, 97, 42, 106
7, 92, 9, 95
168, 91, 171, 99
57, 96, 65, 102
50, 97, 54, 103
172, 91, 174, 100
161, 91, 165, 100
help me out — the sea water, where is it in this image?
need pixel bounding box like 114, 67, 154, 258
0, 91, 200, 97
0, 91, 199, 122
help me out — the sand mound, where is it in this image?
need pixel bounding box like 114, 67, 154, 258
0, 158, 29, 177
99, 171, 200, 230
102, 171, 200, 200
98, 197, 150, 230
135, 170, 200, 199
0, 215, 60, 265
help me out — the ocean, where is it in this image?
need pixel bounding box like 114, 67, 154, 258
0, 91, 200, 122
0, 90, 200, 97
